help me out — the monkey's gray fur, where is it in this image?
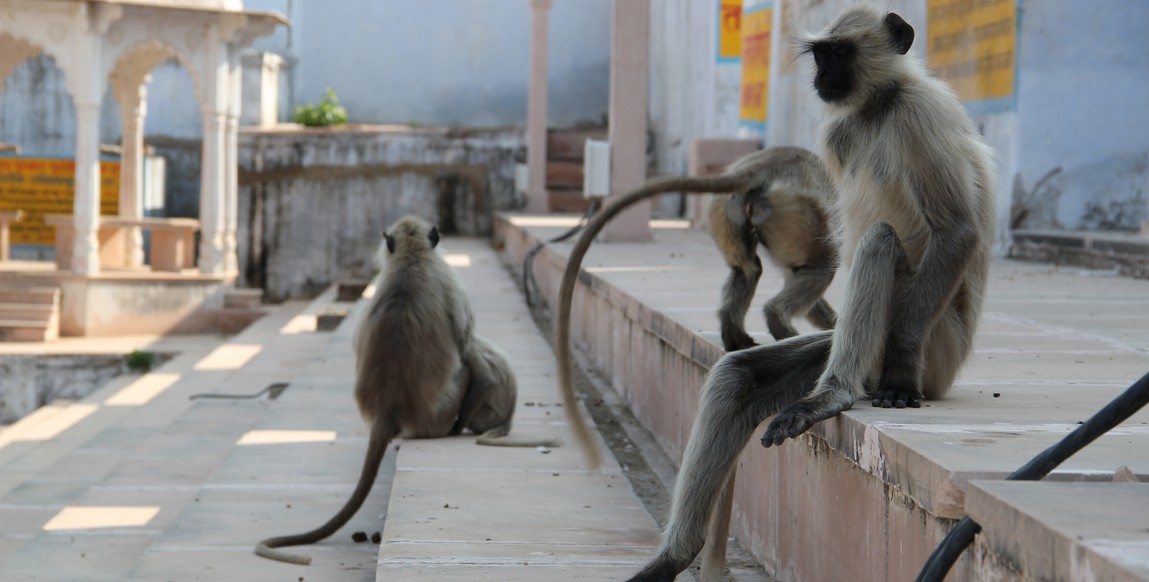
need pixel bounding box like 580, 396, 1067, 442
255, 216, 555, 566
615, 7, 994, 580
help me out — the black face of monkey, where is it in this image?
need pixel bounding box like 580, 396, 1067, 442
385, 234, 396, 254
808, 12, 915, 104
428, 226, 440, 248
810, 40, 857, 103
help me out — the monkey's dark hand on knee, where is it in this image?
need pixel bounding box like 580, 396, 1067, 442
872, 367, 924, 408
872, 331, 924, 409
871, 356, 923, 408
870, 386, 923, 409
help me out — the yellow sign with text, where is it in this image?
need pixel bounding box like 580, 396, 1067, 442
927, 0, 1017, 103
0, 158, 120, 245
739, 4, 773, 125
718, 0, 742, 61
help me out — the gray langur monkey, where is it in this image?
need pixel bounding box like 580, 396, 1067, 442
256, 216, 556, 566
554, 7, 997, 580
707, 147, 838, 349
555, 147, 840, 471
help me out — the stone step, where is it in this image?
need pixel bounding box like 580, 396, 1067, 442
0, 287, 59, 305
0, 303, 54, 321
0, 319, 51, 342
223, 287, 264, 310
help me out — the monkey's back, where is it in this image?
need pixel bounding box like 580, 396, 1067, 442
354, 257, 468, 435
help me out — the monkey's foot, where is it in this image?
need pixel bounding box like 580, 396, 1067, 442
720, 329, 758, 352
761, 388, 854, 447
764, 308, 799, 342
871, 388, 922, 409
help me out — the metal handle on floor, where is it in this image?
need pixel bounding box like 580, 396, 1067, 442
915, 369, 1149, 582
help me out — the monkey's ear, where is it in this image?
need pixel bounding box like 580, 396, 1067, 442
385, 234, 396, 254
428, 226, 440, 248
884, 13, 914, 55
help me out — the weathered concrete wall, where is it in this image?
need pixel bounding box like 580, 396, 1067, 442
238, 126, 524, 300
0, 355, 127, 423
648, 0, 720, 177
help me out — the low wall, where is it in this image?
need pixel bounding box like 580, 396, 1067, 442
494, 218, 976, 581
237, 125, 525, 300
58, 274, 231, 337
0, 355, 126, 423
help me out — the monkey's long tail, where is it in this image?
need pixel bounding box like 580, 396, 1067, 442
555, 174, 750, 471
254, 418, 396, 566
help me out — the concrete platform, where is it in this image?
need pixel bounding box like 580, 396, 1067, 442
0, 238, 670, 581
496, 213, 1149, 582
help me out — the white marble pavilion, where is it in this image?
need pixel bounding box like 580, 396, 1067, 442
0, 0, 285, 277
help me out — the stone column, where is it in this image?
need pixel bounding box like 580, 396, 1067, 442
602, 0, 652, 242
223, 48, 241, 275
526, 0, 553, 213
119, 83, 147, 268
72, 101, 103, 275
199, 33, 229, 276
200, 109, 227, 275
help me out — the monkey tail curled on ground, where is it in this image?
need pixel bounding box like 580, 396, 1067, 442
255, 215, 558, 566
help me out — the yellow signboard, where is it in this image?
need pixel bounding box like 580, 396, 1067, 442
0, 158, 120, 245
740, 3, 773, 126
927, 0, 1017, 104
718, 0, 742, 62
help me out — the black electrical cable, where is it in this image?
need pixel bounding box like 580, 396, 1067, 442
916, 369, 1149, 582
521, 199, 601, 308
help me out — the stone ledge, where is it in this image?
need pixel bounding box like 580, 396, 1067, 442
496, 212, 1149, 581
1011, 229, 1149, 279
967, 481, 1149, 581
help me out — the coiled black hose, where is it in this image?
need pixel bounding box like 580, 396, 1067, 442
916, 369, 1149, 582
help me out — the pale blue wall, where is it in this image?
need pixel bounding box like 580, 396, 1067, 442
248, 0, 612, 127
1013, 0, 1149, 230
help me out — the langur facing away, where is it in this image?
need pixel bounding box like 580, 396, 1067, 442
255, 216, 554, 566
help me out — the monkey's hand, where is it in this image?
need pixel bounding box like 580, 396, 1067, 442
760, 377, 855, 447
871, 322, 925, 409
871, 356, 924, 408
870, 385, 923, 408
